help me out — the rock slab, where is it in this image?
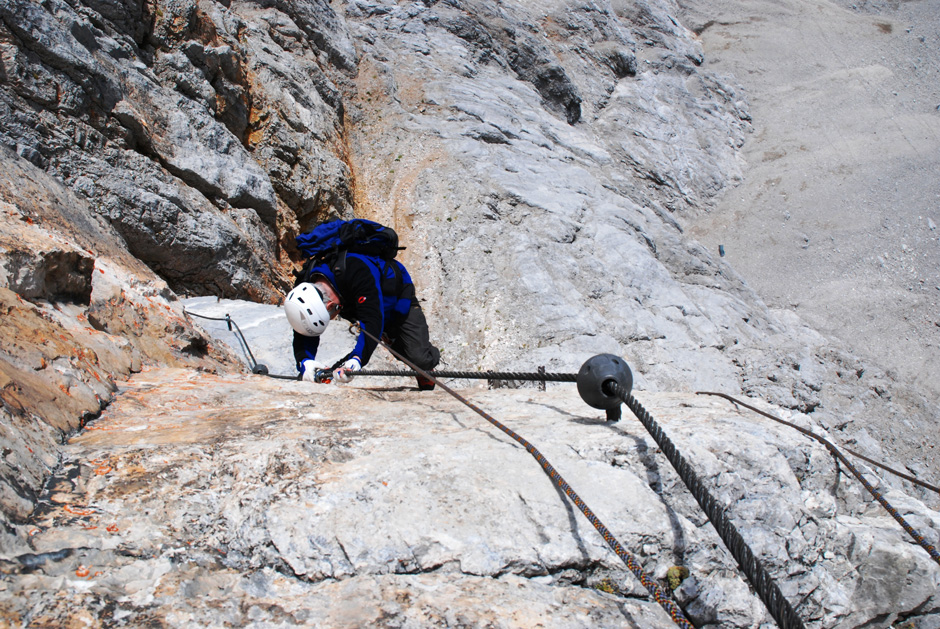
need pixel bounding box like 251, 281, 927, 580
1, 368, 937, 627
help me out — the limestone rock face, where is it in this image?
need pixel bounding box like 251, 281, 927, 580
1, 0, 940, 625
1, 0, 936, 490
333, 0, 939, 498
0, 369, 936, 627
0, 148, 239, 526
0, 0, 355, 300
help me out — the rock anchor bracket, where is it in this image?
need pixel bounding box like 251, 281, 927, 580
576, 354, 633, 422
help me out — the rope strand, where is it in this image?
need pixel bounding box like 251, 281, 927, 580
697, 392, 940, 566
606, 382, 806, 629
352, 327, 695, 628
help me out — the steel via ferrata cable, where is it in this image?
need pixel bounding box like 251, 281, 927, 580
350, 326, 695, 628
357, 367, 939, 498
182, 309, 259, 369
599, 381, 805, 629
698, 391, 940, 566
359, 367, 940, 568
184, 307, 938, 618
356, 369, 577, 383
186, 300, 934, 561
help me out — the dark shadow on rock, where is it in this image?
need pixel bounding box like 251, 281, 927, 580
521, 400, 605, 426
610, 429, 687, 567
550, 481, 592, 564
443, 409, 520, 447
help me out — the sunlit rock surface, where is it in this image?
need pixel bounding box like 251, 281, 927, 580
1, 0, 939, 625
1, 0, 938, 493
1, 368, 937, 627
0, 150, 240, 531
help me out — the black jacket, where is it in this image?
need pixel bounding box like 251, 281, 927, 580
293, 253, 414, 369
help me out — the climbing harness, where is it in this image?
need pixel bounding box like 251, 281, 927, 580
698, 392, 940, 566
184, 306, 940, 625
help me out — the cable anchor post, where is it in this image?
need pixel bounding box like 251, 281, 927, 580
576, 354, 632, 422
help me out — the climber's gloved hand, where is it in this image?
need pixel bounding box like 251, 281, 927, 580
333, 358, 361, 384
300, 359, 327, 382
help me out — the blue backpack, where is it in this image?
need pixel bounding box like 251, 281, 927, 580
295, 219, 404, 285
296, 219, 401, 262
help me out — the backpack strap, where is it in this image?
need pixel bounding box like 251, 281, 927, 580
296, 250, 344, 286
294, 257, 316, 285
330, 250, 348, 278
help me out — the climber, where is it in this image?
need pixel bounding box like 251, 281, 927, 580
285, 252, 440, 390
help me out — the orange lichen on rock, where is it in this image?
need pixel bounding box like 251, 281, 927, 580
63, 505, 95, 517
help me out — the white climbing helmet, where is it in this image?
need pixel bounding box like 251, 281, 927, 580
285, 282, 331, 336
